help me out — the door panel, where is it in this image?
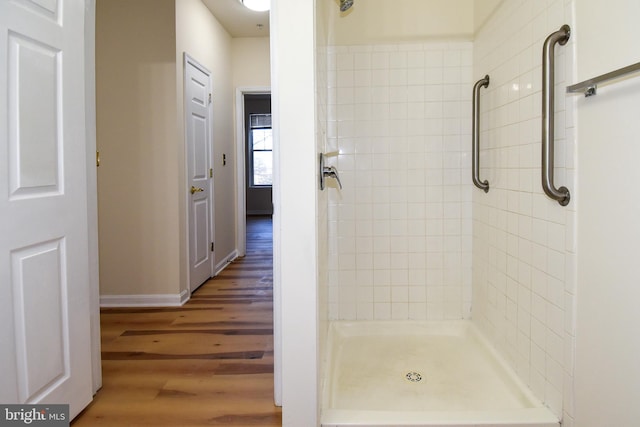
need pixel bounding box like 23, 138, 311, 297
193, 199, 210, 266
13, 0, 60, 22
11, 240, 67, 402
185, 54, 214, 292
8, 34, 60, 195
0, 0, 93, 417
192, 114, 207, 178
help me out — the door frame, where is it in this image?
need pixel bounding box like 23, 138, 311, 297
270, 0, 318, 422
184, 52, 215, 294
85, 0, 101, 394
234, 86, 271, 258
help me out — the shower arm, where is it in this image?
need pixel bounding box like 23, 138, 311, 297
541, 25, 571, 206
472, 75, 490, 193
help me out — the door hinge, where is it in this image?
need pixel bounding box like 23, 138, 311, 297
209, 168, 213, 178
211, 242, 214, 252
208, 93, 212, 104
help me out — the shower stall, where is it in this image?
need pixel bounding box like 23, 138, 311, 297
274, 0, 640, 425
314, 0, 576, 425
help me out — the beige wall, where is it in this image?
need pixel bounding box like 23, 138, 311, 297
327, 0, 475, 45
325, 0, 503, 44
231, 37, 271, 88
175, 0, 236, 278
97, 0, 238, 298
231, 37, 271, 217
96, 0, 180, 296
474, 0, 502, 32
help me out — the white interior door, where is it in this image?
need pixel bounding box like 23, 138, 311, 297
0, 0, 93, 418
185, 54, 214, 292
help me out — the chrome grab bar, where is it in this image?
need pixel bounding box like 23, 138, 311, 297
542, 25, 571, 206
472, 75, 490, 193
567, 61, 640, 97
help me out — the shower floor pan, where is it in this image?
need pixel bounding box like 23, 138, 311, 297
321, 321, 559, 427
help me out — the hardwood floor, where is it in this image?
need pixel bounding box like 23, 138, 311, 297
73, 216, 281, 426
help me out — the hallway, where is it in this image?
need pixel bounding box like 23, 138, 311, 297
73, 217, 280, 426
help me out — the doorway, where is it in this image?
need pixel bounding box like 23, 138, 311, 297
244, 94, 273, 216
235, 88, 271, 257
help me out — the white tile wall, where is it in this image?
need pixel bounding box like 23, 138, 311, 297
326, 41, 473, 322
322, 2, 576, 422
472, 0, 576, 421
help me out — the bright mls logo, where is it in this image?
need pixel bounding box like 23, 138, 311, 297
0, 405, 69, 426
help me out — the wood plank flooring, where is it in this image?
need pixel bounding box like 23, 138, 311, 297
73, 216, 281, 426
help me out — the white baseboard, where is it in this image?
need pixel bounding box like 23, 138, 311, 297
100, 289, 190, 307
100, 251, 241, 308
215, 249, 239, 276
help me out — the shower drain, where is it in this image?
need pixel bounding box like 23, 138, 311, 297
405, 371, 423, 383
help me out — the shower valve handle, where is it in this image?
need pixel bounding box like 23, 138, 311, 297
319, 153, 343, 190
323, 165, 343, 189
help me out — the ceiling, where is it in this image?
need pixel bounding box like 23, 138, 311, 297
201, 0, 270, 38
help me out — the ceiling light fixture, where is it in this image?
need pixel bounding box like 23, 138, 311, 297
240, 0, 270, 12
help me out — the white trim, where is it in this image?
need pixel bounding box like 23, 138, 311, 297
215, 249, 239, 276
84, 0, 102, 395
269, 3, 282, 409
235, 86, 271, 259
100, 290, 190, 308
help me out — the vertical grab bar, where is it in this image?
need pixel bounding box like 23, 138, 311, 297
472, 75, 490, 193
542, 25, 571, 206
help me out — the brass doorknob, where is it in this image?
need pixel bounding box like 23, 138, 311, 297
190, 186, 204, 194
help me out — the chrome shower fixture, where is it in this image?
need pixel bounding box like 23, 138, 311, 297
340, 0, 354, 12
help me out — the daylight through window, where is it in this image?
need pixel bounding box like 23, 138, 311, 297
249, 114, 272, 186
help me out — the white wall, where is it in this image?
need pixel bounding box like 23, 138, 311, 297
326, 41, 473, 321
273, 0, 319, 425
472, 0, 576, 420
573, 1, 640, 426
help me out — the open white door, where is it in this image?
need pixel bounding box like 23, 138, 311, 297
0, 0, 93, 418
185, 54, 214, 293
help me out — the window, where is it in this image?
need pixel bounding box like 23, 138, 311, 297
249, 113, 272, 186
